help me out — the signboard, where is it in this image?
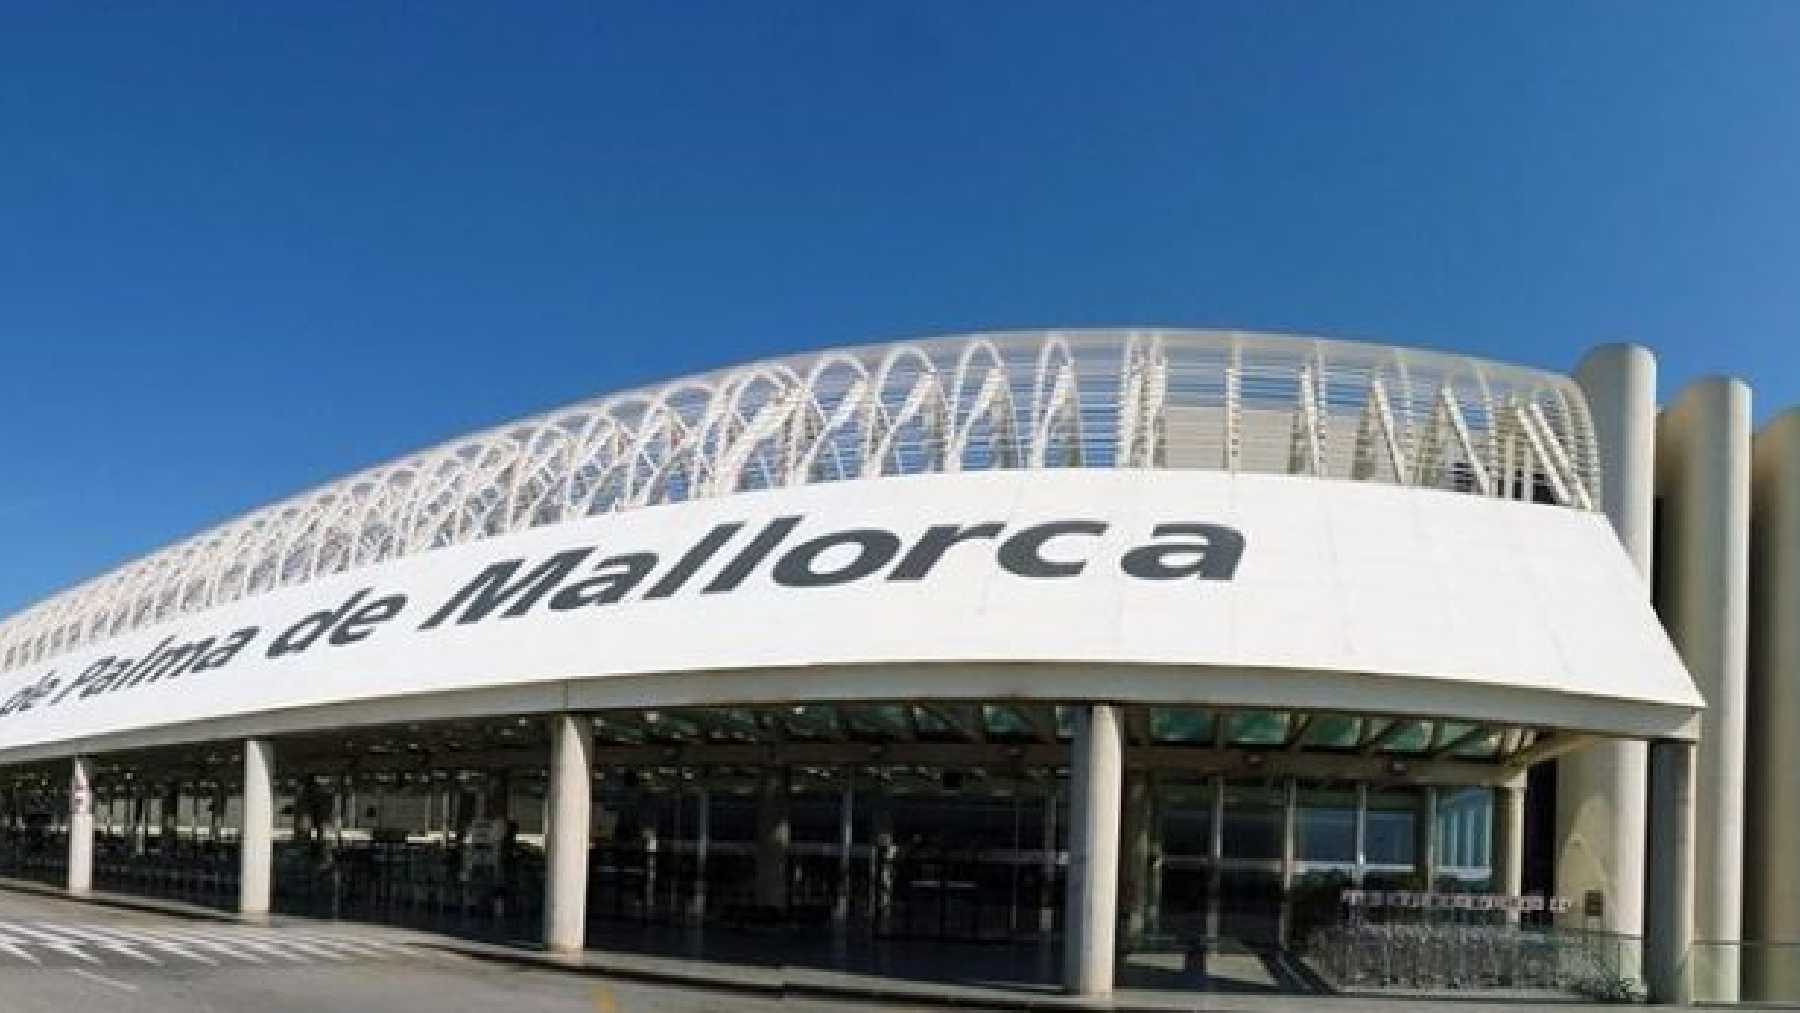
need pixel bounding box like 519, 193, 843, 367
0, 469, 1700, 756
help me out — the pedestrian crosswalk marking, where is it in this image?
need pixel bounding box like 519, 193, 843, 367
0, 919, 409, 969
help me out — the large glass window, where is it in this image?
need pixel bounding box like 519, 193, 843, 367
1295, 783, 1357, 865
1221, 780, 1283, 861
1365, 787, 1418, 868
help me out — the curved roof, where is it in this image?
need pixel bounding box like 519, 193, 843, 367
0, 328, 1598, 675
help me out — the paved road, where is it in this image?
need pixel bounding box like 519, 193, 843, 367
0, 889, 885, 1012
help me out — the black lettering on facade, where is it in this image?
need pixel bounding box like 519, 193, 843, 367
643, 523, 742, 599
193, 627, 257, 671
888, 522, 1005, 581
418, 549, 595, 629
549, 553, 659, 610
773, 529, 903, 588
997, 520, 1108, 578
270, 589, 371, 656
329, 594, 408, 646
119, 639, 211, 689
704, 516, 801, 593
1120, 523, 1245, 581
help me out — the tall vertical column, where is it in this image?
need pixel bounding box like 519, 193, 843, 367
240, 738, 275, 918
1658, 376, 1751, 1002
1559, 343, 1655, 939
1414, 787, 1439, 890
1493, 780, 1525, 899
67, 756, 94, 897
1746, 409, 1800, 1001
1646, 740, 1697, 1005
543, 712, 593, 954
1063, 704, 1123, 996
754, 766, 790, 911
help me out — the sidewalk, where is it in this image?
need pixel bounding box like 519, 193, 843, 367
0, 878, 1645, 1011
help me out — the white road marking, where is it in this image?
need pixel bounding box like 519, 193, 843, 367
66, 967, 141, 992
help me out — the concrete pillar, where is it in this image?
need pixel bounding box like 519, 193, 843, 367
1120, 770, 1151, 945
754, 767, 789, 911
1063, 704, 1123, 996
1558, 343, 1654, 940
1658, 376, 1751, 1002
1414, 786, 1438, 890
543, 713, 593, 954
239, 738, 275, 917
1646, 740, 1697, 1005
67, 756, 94, 897
1493, 781, 1525, 899
1747, 409, 1800, 1001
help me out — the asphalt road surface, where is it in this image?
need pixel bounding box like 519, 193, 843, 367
0, 889, 887, 1012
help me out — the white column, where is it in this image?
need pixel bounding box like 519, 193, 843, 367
1063, 704, 1123, 996
1658, 376, 1751, 1003
67, 756, 94, 897
1646, 740, 1697, 1006
1558, 343, 1654, 939
543, 713, 593, 954
239, 738, 275, 917
1747, 409, 1800, 1001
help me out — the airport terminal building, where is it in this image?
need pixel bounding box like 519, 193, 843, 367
0, 329, 1788, 1003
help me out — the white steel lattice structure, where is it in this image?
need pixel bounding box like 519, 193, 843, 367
0, 329, 1599, 675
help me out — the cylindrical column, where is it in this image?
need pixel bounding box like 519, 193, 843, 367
543, 712, 593, 954
1747, 409, 1800, 1001
1646, 739, 1697, 1005
1414, 786, 1439, 890
1558, 343, 1654, 939
1657, 376, 1751, 1002
754, 766, 790, 911
1063, 704, 1123, 996
239, 738, 275, 917
67, 756, 94, 896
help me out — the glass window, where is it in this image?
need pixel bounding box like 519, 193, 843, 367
1365, 788, 1418, 866
1296, 783, 1357, 863
1222, 780, 1283, 861
1158, 778, 1215, 859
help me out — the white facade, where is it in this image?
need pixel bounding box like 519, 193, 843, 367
0, 329, 1761, 1002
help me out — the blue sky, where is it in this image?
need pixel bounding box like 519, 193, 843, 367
2, 2, 1797, 615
